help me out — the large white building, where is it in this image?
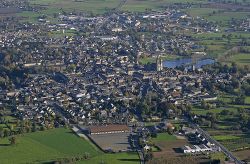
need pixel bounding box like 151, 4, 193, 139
181, 144, 212, 154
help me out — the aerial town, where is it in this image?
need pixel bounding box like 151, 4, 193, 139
0, 0, 250, 164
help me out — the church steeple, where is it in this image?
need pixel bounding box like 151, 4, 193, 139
156, 55, 163, 71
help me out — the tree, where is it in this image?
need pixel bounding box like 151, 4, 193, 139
220, 109, 229, 115
9, 136, 16, 145
144, 152, 153, 161
234, 95, 245, 105
240, 113, 249, 125
83, 152, 90, 159
32, 123, 37, 132
4, 129, 9, 137
0, 126, 3, 138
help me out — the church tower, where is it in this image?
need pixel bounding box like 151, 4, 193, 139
156, 55, 163, 71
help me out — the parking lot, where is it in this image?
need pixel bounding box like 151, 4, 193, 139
89, 132, 131, 152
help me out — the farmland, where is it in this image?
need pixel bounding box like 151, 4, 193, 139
18, 0, 250, 23
224, 53, 250, 66
29, 0, 121, 14
191, 91, 250, 163
212, 133, 250, 155
77, 152, 140, 164
0, 128, 99, 163
185, 9, 250, 24
190, 32, 250, 59
0, 128, 139, 164
121, 0, 203, 12
234, 149, 250, 163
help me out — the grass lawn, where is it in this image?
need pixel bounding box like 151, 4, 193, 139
152, 133, 176, 142
77, 152, 140, 164
0, 128, 100, 164
144, 122, 160, 126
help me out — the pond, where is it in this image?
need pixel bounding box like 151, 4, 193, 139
163, 58, 215, 69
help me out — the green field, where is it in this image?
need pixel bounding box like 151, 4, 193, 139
184, 8, 219, 18
19, 0, 206, 22
77, 152, 140, 164
0, 128, 99, 163
152, 133, 176, 142
212, 134, 250, 151
122, 0, 197, 12
28, 0, 203, 14
29, 0, 121, 14
213, 135, 241, 141
191, 107, 237, 115
207, 11, 250, 22
0, 128, 139, 164
185, 7, 250, 25
190, 31, 250, 58
224, 53, 250, 66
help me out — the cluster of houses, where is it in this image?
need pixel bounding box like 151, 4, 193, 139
180, 128, 217, 155
226, 18, 250, 32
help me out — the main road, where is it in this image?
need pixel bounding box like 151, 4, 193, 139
190, 122, 243, 164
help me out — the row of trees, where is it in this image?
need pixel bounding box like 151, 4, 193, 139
53, 152, 90, 164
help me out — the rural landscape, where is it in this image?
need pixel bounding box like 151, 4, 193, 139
0, 0, 250, 164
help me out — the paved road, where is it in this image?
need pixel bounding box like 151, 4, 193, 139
191, 123, 243, 164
